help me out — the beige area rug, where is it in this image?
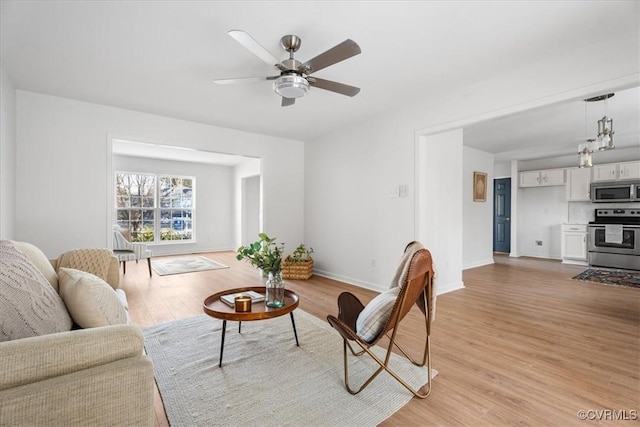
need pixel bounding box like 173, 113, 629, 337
143, 309, 436, 427
151, 256, 228, 276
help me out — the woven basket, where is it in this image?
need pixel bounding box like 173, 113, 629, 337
281, 256, 313, 280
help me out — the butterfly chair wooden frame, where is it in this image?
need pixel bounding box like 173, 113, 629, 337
327, 248, 435, 398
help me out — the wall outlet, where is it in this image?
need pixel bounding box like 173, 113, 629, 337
371, 258, 376, 267
535, 240, 543, 246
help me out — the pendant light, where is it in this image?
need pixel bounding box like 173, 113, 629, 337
578, 101, 593, 168
586, 93, 615, 151
596, 94, 614, 150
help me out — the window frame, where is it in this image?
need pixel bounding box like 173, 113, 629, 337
114, 171, 196, 244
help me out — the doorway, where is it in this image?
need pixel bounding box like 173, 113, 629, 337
493, 177, 511, 253
241, 175, 261, 246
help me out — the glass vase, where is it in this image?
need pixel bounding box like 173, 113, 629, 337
265, 271, 285, 308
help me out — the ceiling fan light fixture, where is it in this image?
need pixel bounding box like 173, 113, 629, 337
273, 74, 310, 99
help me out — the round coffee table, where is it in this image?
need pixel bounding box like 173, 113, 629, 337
203, 286, 299, 366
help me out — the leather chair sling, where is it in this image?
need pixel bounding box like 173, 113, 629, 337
327, 248, 435, 398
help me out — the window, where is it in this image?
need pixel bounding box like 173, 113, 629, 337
115, 173, 195, 242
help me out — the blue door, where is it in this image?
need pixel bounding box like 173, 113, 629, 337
493, 178, 511, 253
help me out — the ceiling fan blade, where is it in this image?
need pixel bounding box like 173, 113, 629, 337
309, 77, 360, 97
299, 39, 361, 74
282, 97, 295, 107
213, 76, 278, 85
228, 30, 286, 71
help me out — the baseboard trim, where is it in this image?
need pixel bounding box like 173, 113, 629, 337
314, 270, 464, 296
463, 259, 495, 270
313, 270, 384, 292
561, 259, 588, 266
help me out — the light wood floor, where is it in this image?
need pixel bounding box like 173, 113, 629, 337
119, 252, 640, 426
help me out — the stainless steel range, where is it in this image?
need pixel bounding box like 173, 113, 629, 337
588, 208, 640, 270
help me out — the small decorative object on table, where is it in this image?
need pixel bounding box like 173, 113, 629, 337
282, 244, 314, 280
234, 295, 252, 312
236, 233, 286, 308
220, 290, 265, 308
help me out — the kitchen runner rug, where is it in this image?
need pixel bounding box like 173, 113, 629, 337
143, 309, 436, 427
572, 268, 640, 289
151, 256, 228, 276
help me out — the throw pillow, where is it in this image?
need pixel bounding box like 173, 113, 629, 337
58, 267, 128, 328
355, 287, 400, 343
0, 241, 72, 341
7, 240, 59, 291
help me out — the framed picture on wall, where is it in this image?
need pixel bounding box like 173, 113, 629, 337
473, 171, 487, 202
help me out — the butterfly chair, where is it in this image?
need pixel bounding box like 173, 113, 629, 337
112, 226, 153, 276
327, 243, 436, 398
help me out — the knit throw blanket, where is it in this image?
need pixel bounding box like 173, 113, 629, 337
389, 241, 436, 321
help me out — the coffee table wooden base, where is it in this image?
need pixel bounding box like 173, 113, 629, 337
203, 287, 300, 367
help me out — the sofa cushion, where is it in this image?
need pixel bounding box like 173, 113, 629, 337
0, 241, 73, 341
58, 268, 128, 328
7, 240, 59, 292
355, 287, 400, 343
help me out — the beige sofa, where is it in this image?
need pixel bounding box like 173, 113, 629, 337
0, 241, 155, 427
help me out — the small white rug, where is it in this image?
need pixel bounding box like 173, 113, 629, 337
143, 309, 436, 427
151, 256, 228, 276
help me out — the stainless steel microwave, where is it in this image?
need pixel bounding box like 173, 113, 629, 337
591, 181, 640, 203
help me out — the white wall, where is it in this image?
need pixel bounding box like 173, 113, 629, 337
494, 162, 511, 178
16, 91, 305, 258
463, 146, 495, 269
113, 155, 234, 255
517, 186, 567, 259
0, 67, 16, 240
305, 32, 638, 294
305, 122, 380, 289
234, 158, 262, 248
417, 130, 464, 294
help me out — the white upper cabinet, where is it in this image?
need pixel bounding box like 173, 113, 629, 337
592, 161, 640, 182
620, 162, 640, 180
566, 167, 592, 201
519, 168, 565, 188
519, 171, 541, 187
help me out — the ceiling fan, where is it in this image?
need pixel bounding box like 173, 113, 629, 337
214, 30, 361, 107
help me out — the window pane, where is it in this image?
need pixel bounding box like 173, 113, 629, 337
137, 211, 155, 241
116, 173, 155, 207
159, 208, 192, 241
160, 176, 194, 209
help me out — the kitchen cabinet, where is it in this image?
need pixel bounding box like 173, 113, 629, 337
620, 162, 640, 180
566, 167, 592, 201
561, 224, 588, 265
592, 161, 640, 182
519, 169, 565, 188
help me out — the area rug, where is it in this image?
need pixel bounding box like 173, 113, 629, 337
143, 309, 436, 427
572, 268, 640, 289
151, 256, 228, 276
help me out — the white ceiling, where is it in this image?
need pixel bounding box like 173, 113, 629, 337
1, 1, 639, 163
